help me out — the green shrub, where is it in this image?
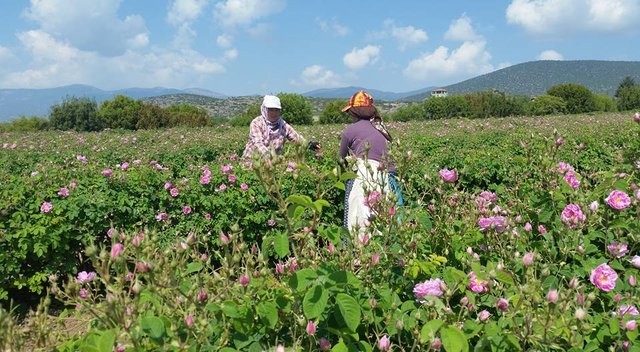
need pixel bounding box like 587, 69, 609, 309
0, 116, 50, 132
49, 96, 103, 131
616, 85, 640, 111
529, 95, 567, 116
136, 103, 170, 129
98, 95, 142, 130
278, 93, 313, 125
389, 103, 425, 121
318, 99, 350, 124
547, 83, 596, 114
593, 94, 617, 112
166, 104, 209, 127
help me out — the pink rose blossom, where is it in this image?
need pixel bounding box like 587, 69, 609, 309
169, 187, 179, 197
221, 164, 233, 174
199, 175, 211, 184
319, 337, 331, 350
496, 298, 509, 311
524, 222, 532, 232
616, 305, 640, 317
182, 206, 192, 215
102, 168, 113, 177
631, 255, 640, 269
523, 252, 534, 266
219, 233, 230, 245
306, 320, 316, 336
219, 183, 227, 191
606, 190, 631, 210
164, 182, 173, 190
478, 310, 491, 321
240, 182, 249, 191
155, 212, 168, 221
239, 275, 250, 286
40, 201, 53, 213
110, 243, 124, 259
79, 288, 88, 299
377, 335, 391, 351
590, 263, 618, 292
439, 168, 458, 183
538, 225, 547, 234
413, 278, 445, 302
546, 289, 559, 303
561, 204, 586, 228
76, 271, 96, 284
57, 187, 70, 198
563, 171, 580, 189
184, 315, 195, 327
607, 242, 629, 258
468, 272, 489, 293
228, 174, 237, 183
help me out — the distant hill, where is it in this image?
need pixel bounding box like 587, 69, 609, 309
302, 86, 434, 101
142, 94, 260, 118
0, 85, 227, 121
404, 60, 640, 101
2, 60, 639, 122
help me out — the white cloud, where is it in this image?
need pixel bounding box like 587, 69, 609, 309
537, 50, 564, 60
377, 20, 428, 51
224, 48, 238, 60
167, 0, 210, 26
343, 45, 381, 70
298, 65, 343, 87
403, 40, 493, 83
444, 15, 481, 42
506, 0, 640, 35
214, 0, 285, 28
316, 17, 349, 37
23, 0, 149, 57
0, 46, 13, 60
217, 34, 233, 48
2, 29, 225, 89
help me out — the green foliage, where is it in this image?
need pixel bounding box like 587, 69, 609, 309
0, 116, 50, 132
278, 93, 313, 125
49, 96, 103, 131
615, 76, 636, 98
593, 94, 617, 112
463, 90, 527, 118
318, 99, 349, 124
166, 103, 209, 127
616, 85, 640, 111
230, 103, 260, 127
547, 83, 597, 114
136, 102, 171, 129
529, 95, 567, 116
98, 95, 142, 130
422, 95, 472, 119
389, 103, 425, 121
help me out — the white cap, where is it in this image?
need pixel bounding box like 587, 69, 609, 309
263, 95, 281, 109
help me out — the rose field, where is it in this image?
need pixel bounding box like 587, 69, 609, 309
1, 112, 640, 351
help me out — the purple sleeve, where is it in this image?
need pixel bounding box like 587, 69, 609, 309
339, 130, 350, 158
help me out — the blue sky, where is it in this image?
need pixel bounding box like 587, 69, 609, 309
0, 0, 638, 96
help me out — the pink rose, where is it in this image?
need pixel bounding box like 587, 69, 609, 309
590, 263, 618, 292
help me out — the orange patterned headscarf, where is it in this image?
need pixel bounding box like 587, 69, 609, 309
341, 91, 374, 112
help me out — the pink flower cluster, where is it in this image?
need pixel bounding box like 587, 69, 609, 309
590, 263, 618, 292
560, 204, 586, 228
556, 162, 580, 189
607, 242, 629, 258
364, 190, 382, 208
475, 191, 497, 211
77, 271, 96, 284
200, 167, 211, 185
40, 201, 53, 213
439, 168, 458, 183
606, 190, 631, 210
477, 216, 506, 233
413, 278, 445, 302
468, 272, 490, 293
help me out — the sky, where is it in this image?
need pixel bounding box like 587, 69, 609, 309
0, 0, 639, 97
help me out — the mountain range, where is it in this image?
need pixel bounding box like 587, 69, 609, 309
1, 60, 639, 122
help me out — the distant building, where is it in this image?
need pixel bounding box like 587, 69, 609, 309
431, 88, 448, 97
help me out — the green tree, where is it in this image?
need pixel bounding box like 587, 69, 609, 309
230, 102, 260, 127
616, 86, 640, 111
278, 93, 313, 125
49, 96, 102, 131
136, 103, 170, 129
615, 76, 636, 98
547, 83, 596, 114
98, 95, 142, 130
0, 116, 50, 132
529, 95, 567, 116
166, 103, 209, 127
319, 99, 349, 124
387, 103, 423, 122
593, 94, 617, 112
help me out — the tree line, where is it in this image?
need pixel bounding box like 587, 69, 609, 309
2, 78, 640, 132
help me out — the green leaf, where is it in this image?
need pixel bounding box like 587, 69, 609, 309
221, 300, 242, 318
286, 194, 312, 207
340, 171, 357, 182
141, 315, 165, 339
331, 341, 349, 352
303, 285, 329, 319
273, 232, 290, 258
336, 293, 361, 332
289, 268, 317, 292
494, 270, 515, 286
256, 302, 278, 328
441, 325, 468, 352
420, 319, 444, 343
97, 329, 116, 352
185, 261, 203, 274
313, 199, 331, 213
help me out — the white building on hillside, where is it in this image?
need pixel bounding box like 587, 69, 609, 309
431, 88, 448, 97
